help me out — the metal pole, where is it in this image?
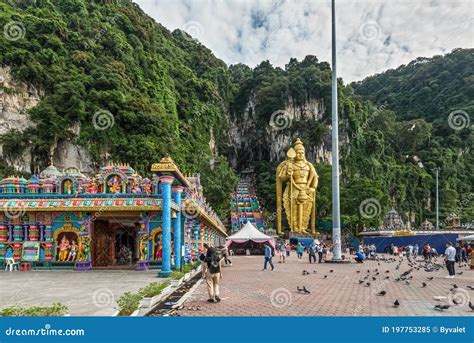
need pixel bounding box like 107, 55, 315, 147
435, 167, 439, 229
331, 0, 342, 260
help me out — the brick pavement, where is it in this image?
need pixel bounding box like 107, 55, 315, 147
178, 254, 473, 316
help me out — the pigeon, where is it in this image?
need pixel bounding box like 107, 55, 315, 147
452, 298, 461, 305
313, 270, 317, 274
303, 286, 311, 294
323, 275, 328, 279
372, 277, 377, 281
466, 286, 474, 290
297, 286, 304, 292
356, 270, 361, 273
358, 280, 364, 284
434, 305, 449, 311
458, 271, 463, 275
452, 284, 458, 289
469, 302, 474, 311
427, 277, 434, 281
366, 282, 371, 287
385, 270, 390, 273
393, 299, 400, 307
422, 282, 427, 288
330, 269, 334, 273
384, 276, 390, 280
377, 291, 386, 296
405, 281, 410, 285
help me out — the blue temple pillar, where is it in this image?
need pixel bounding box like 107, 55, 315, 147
159, 175, 174, 277
193, 222, 200, 258
172, 186, 184, 269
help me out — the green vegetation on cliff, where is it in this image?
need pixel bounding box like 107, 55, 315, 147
229, 52, 473, 232
0, 0, 237, 220
0, 0, 471, 231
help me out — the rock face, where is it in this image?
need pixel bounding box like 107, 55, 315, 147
228, 94, 333, 169
0, 67, 94, 175
0, 66, 39, 173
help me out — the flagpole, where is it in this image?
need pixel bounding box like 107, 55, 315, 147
331, 0, 342, 260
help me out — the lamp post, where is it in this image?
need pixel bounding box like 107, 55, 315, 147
331, 0, 342, 260
435, 167, 440, 229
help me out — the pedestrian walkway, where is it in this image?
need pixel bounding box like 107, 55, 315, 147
179, 254, 473, 316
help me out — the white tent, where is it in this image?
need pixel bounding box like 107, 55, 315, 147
457, 235, 474, 241
225, 221, 275, 248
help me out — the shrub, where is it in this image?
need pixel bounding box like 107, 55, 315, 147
116, 292, 142, 316
138, 282, 169, 298
0, 303, 68, 316
170, 271, 185, 280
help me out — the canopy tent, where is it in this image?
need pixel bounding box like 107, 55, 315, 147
225, 221, 275, 250
458, 235, 474, 241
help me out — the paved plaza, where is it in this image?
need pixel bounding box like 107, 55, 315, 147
179, 254, 473, 316
1, 255, 472, 317
0, 269, 163, 316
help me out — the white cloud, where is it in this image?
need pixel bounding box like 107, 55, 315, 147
134, 0, 474, 82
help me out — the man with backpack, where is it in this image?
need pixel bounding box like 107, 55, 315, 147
203, 243, 223, 303
262, 242, 275, 271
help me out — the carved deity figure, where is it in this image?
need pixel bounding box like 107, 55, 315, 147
139, 235, 148, 261
58, 236, 70, 261
276, 138, 318, 234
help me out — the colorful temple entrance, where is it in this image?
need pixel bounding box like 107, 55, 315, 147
0, 157, 227, 274
91, 218, 140, 268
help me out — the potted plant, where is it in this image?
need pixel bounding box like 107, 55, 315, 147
116, 292, 142, 316
138, 281, 170, 308
169, 270, 185, 287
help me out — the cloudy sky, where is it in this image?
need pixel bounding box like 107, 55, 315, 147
134, 0, 473, 82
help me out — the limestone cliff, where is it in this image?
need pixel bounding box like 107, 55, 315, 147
228, 94, 333, 169
0, 67, 94, 174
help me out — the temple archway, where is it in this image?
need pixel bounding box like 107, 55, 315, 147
53, 225, 81, 262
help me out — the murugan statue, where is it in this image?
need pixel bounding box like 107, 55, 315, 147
276, 138, 318, 234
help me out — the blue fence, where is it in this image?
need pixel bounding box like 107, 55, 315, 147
362, 233, 459, 254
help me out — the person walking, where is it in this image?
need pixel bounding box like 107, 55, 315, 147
422, 244, 431, 262
461, 245, 468, 264
222, 246, 232, 266
444, 242, 456, 278
413, 244, 419, 257
296, 242, 303, 261
308, 242, 317, 263
262, 243, 275, 271
405, 245, 413, 261
278, 241, 286, 263
203, 243, 223, 302
285, 243, 291, 257
317, 244, 323, 263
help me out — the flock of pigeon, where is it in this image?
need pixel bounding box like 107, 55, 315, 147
297, 255, 474, 313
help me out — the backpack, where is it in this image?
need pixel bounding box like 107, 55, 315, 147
206, 252, 220, 274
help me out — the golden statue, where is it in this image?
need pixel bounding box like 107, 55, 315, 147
276, 138, 318, 234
